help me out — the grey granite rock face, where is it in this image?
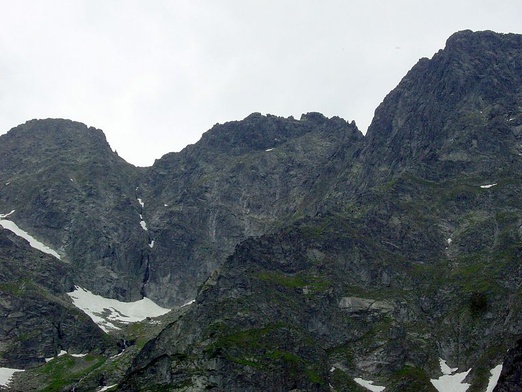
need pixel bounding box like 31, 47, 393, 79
117, 31, 522, 390
0, 119, 147, 303
140, 112, 363, 305
361, 30, 522, 186
0, 114, 363, 307
2, 30, 522, 390
0, 229, 113, 369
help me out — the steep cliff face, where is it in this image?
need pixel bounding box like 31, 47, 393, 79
0, 115, 363, 308
1, 30, 522, 391
0, 228, 113, 369
139, 112, 363, 305
362, 30, 522, 186
119, 178, 522, 390
117, 30, 522, 390
0, 119, 148, 303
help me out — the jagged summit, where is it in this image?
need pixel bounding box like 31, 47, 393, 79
2, 30, 522, 390
2, 118, 112, 154
362, 29, 522, 185
196, 112, 359, 156
153, 111, 361, 168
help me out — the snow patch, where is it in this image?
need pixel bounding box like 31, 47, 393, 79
0, 210, 15, 219
0, 214, 61, 259
485, 364, 503, 392
265, 148, 274, 152
137, 198, 144, 208
139, 215, 148, 231
480, 183, 497, 189
354, 377, 385, 392
447, 238, 452, 245
149, 240, 155, 248
181, 299, 195, 308
431, 358, 470, 392
71, 353, 88, 358
439, 358, 458, 375
99, 384, 118, 391
46, 351, 88, 362
67, 286, 170, 333
0, 367, 24, 387
45, 350, 68, 362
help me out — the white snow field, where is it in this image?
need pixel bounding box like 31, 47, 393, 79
0, 210, 61, 259
485, 364, 503, 392
0, 367, 24, 388
99, 384, 118, 391
431, 358, 471, 392
354, 377, 385, 392
67, 286, 170, 333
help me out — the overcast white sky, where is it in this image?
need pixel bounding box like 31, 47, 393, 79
0, 1, 521, 166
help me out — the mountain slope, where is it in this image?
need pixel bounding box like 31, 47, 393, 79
0, 228, 113, 370
0, 119, 149, 303
139, 112, 363, 305
117, 30, 522, 391
362, 30, 522, 186
1, 30, 522, 391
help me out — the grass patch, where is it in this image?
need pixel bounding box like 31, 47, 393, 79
204, 323, 326, 386
389, 366, 438, 392
35, 354, 106, 391
256, 271, 330, 294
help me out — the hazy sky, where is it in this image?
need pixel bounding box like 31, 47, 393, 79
1, 1, 521, 166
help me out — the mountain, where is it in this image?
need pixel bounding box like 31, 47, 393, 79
117, 30, 522, 391
0, 227, 113, 370
139, 112, 363, 305
1, 29, 522, 391
362, 30, 522, 185
0, 119, 147, 303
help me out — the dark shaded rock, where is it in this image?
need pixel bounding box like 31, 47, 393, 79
2, 29, 522, 391
361, 30, 522, 186
0, 229, 113, 369
139, 112, 363, 305
494, 339, 522, 392
0, 119, 148, 303
115, 30, 522, 390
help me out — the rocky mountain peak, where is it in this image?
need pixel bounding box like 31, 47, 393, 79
3, 30, 522, 391
187, 111, 361, 159
2, 118, 114, 162
362, 30, 522, 185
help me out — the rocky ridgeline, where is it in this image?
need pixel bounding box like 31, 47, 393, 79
1, 30, 522, 390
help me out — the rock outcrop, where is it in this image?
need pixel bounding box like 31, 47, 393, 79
1, 30, 522, 391
0, 228, 113, 369
117, 30, 522, 390
140, 112, 363, 305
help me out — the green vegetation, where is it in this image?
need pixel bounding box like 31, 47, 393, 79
204, 323, 326, 386
388, 366, 438, 392
466, 345, 508, 392
256, 270, 330, 293
34, 354, 106, 391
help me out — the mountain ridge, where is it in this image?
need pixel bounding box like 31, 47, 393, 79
1, 29, 522, 390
